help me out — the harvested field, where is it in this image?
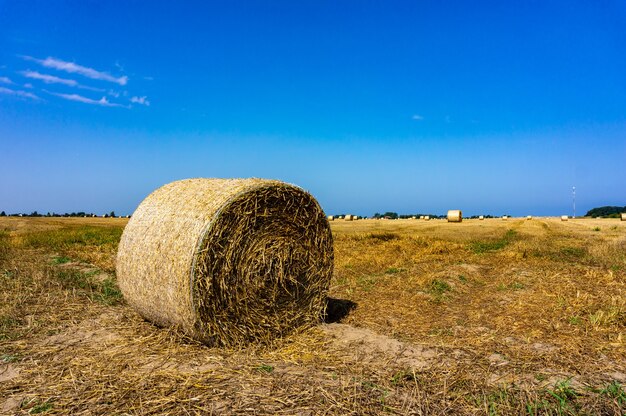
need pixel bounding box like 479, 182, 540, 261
1, 216, 625, 415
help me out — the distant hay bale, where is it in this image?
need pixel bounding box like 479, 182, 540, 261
447, 210, 462, 223
327, 215, 334, 221
527, 216, 532, 220
345, 215, 353, 221
411, 216, 416, 219
502, 216, 508, 220
424, 216, 430, 221
419, 216, 424, 219
479, 215, 484, 220
621, 213, 626, 221
116, 178, 333, 346
561, 215, 569, 221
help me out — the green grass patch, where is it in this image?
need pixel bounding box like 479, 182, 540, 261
357, 274, 378, 292
560, 246, 586, 258
600, 381, 626, 406
0, 315, 21, 340
568, 316, 582, 325
53, 269, 123, 306
366, 232, 399, 242
539, 379, 579, 414
1, 353, 19, 363
21, 226, 122, 251
497, 281, 525, 291
391, 369, 418, 386
94, 278, 123, 305
430, 279, 451, 295
25, 399, 53, 414
469, 229, 517, 254
385, 267, 403, 274
51, 256, 71, 264
0, 230, 11, 264
428, 279, 452, 302
256, 364, 274, 373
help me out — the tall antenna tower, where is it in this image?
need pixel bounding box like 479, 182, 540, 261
572, 186, 576, 218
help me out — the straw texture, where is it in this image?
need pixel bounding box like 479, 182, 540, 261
116, 178, 334, 346
447, 210, 462, 223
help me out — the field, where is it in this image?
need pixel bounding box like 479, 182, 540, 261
1, 216, 625, 415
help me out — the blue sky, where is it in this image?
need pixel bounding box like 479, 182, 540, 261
1, 1, 625, 216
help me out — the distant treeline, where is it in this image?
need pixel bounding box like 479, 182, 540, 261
0, 211, 123, 218
585, 206, 626, 218
334, 212, 509, 220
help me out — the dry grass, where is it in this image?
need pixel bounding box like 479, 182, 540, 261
1, 216, 625, 415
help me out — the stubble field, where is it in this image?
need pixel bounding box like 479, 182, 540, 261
1, 216, 625, 415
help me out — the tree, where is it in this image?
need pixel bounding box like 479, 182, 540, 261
109, 211, 116, 218
0, 211, 5, 217
586, 206, 626, 218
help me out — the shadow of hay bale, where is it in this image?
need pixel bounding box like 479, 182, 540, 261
324, 297, 357, 323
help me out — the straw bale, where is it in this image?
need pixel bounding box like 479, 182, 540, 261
424, 216, 430, 221
447, 210, 462, 223
345, 215, 353, 221
116, 178, 333, 346
502, 216, 508, 220
478, 215, 484, 220
561, 215, 568, 221
527, 216, 532, 220
327, 215, 334, 221
621, 213, 626, 221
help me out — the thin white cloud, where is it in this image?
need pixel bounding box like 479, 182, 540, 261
47, 90, 126, 108
412, 114, 424, 120
21, 70, 105, 92
108, 90, 120, 98
22, 55, 128, 86
21, 70, 77, 86
0, 76, 13, 84
24, 83, 33, 88
130, 95, 150, 106
0, 86, 40, 100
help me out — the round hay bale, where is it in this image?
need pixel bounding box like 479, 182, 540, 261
561, 215, 569, 221
116, 178, 333, 346
478, 215, 484, 220
424, 215, 430, 221
502, 216, 508, 220
345, 215, 353, 221
327, 215, 334, 221
527, 215, 532, 220
447, 210, 462, 223
621, 213, 626, 221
